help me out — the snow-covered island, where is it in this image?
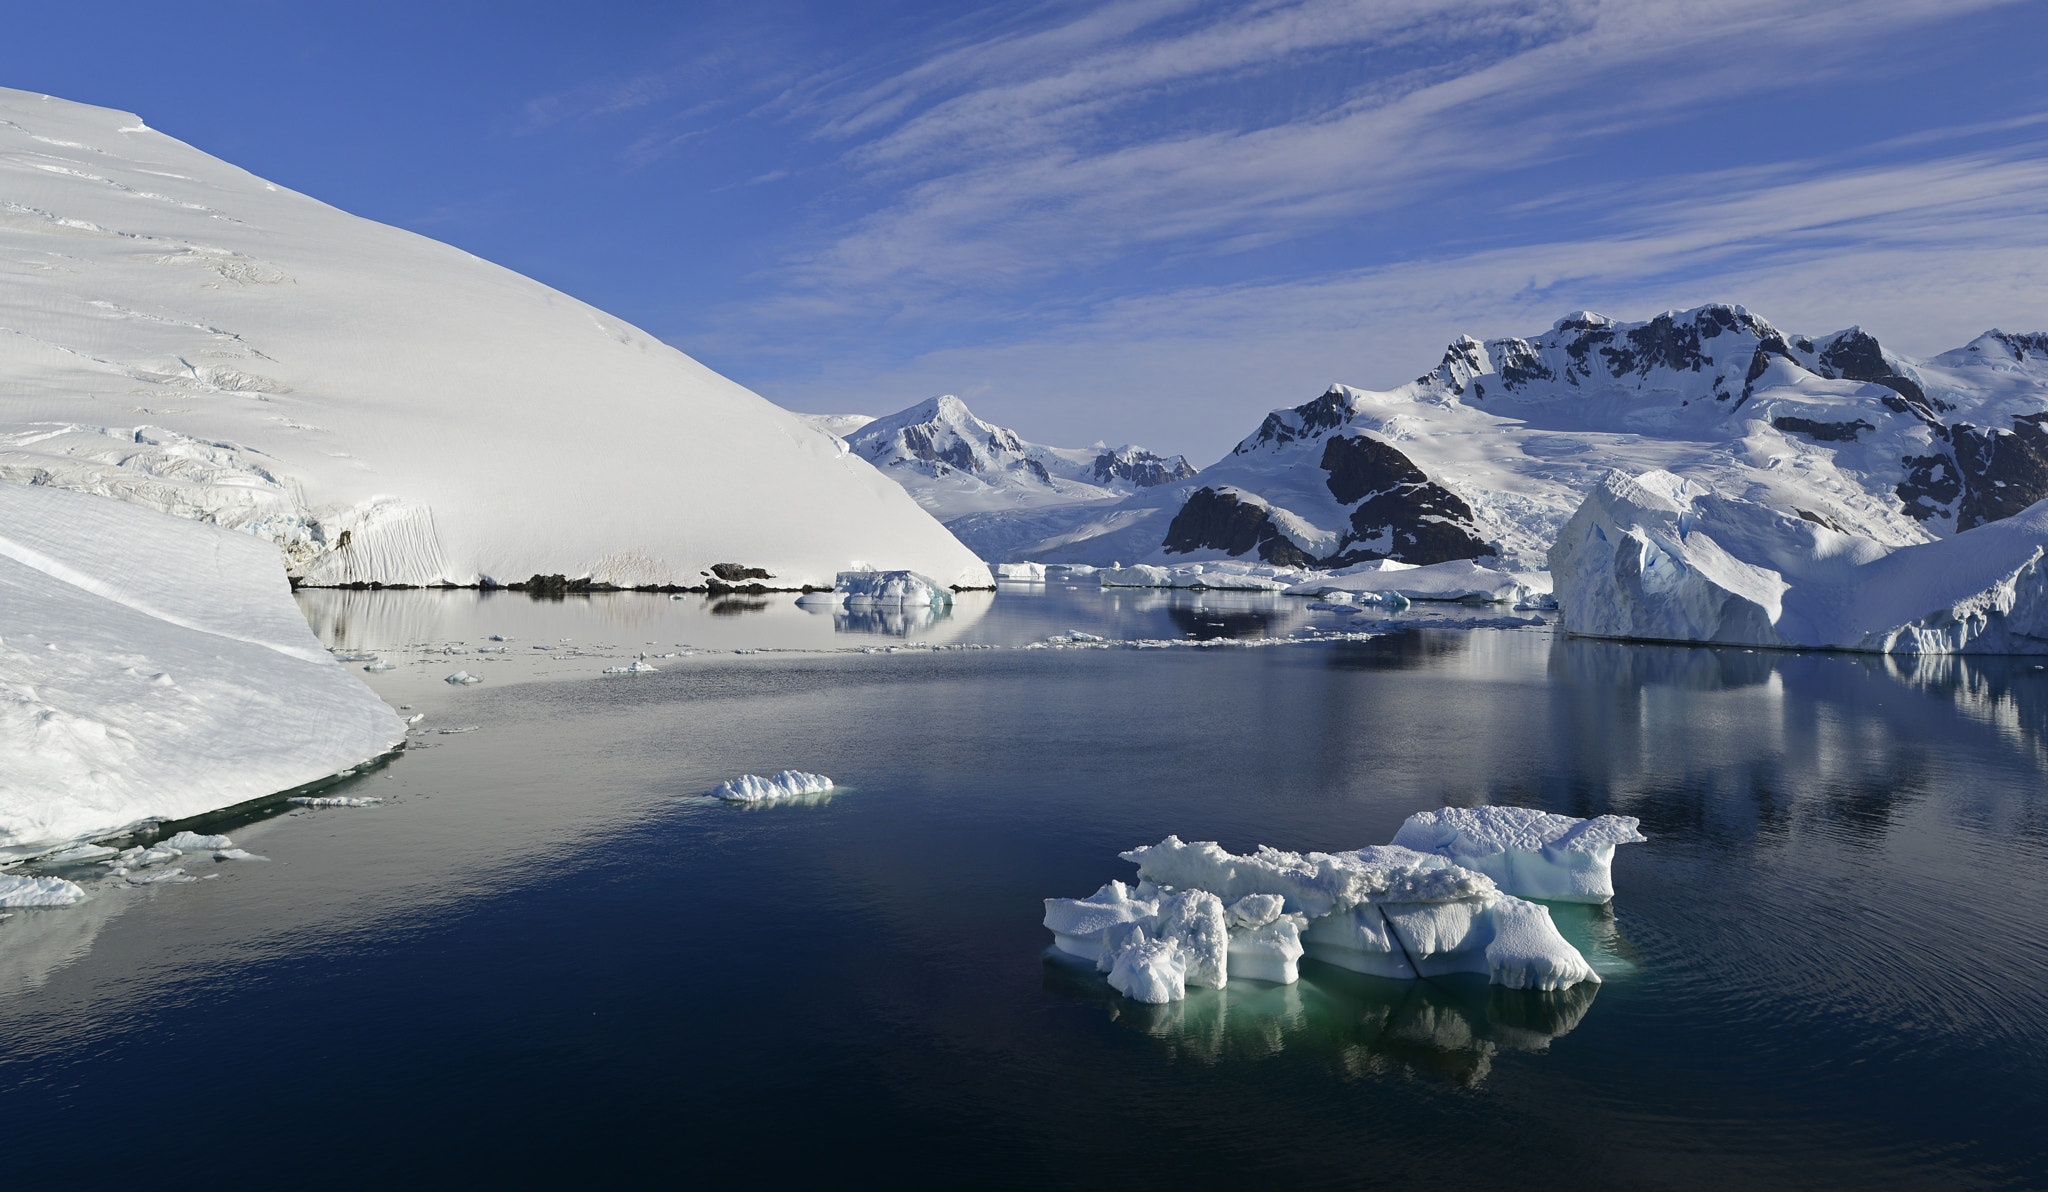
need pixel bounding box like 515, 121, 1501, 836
1046, 806, 1642, 1004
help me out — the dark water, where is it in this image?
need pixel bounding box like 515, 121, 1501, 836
3, 591, 2046, 1188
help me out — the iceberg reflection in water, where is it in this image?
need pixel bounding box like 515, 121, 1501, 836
1044, 956, 1601, 1086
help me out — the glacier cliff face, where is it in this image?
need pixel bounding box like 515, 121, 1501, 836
0, 89, 990, 590
1549, 469, 2048, 653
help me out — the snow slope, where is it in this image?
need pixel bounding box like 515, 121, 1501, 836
974, 305, 2048, 571
1550, 469, 2048, 652
0, 88, 989, 590
0, 483, 405, 854
830, 394, 1194, 524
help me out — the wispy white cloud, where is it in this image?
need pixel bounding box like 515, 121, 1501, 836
765, 0, 2022, 303
755, 136, 2048, 457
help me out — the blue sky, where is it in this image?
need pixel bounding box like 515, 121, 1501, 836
4, 1, 2047, 461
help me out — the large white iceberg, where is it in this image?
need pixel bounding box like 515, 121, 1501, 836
1046, 814, 1610, 1004
0, 484, 405, 854
1550, 469, 2048, 652
0, 88, 989, 591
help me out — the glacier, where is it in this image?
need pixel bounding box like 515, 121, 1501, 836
1045, 805, 1633, 1004
0, 88, 989, 590
0, 483, 405, 855
1551, 469, 2048, 652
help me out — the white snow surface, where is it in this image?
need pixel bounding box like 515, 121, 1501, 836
0, 484, 404, 853
1390, 806, 1646, 903
0, 89, 989, 590
962, 305, 2048, 571
1047, 819, 1604, 1001
707, 770, 835, 803
1551, 469, 2048, 652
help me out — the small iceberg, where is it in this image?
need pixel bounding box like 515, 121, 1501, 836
705, 770, 835, 803
1047, 805, 1638, 1004
0, 874, 88, 907
603, 658, 660, 674
444, 670, 483, 685
797, 571, 953, 608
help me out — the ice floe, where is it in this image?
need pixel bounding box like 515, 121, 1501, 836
706, 770, 836, 803
0, 483, 404, 856
1551, 469, 2048, 652
0, 874, 88, 907
1046, 805, 1629, 1003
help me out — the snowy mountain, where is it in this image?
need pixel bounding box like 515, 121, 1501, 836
964, 305, 2048, 570
816, 394, 1194, 521
0, 89, 990, 590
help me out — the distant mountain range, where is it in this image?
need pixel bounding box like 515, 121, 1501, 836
795, 395, 1195, 518
897, 305, 2048, 569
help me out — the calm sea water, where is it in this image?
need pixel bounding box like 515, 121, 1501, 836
3, 586, 2045, 1188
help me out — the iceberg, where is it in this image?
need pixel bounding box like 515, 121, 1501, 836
0, 484, 405, 855
1550, 469, 2048, 652
0, 875, 88, 907
1284, 559, 1535, 604
797, 570, 955, 608
1047, 811, 1616, 1003
1390, 806, 1645, 903
706, 771, 836, 803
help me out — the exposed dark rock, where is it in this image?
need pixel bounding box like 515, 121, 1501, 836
711, 563, 773, 581
1812, 329, 1939, 415
1772, 415, 1874, 443
1494, 338, 1554, 391
1238, 387, 1352, 453
1161, 487, 1313, 566
1897, 453, 1961, 521
1954, 413, 2048, 530
1796, 508, 1850, 533
1321, 433, 1426, 504
1092, 447, 1196, 487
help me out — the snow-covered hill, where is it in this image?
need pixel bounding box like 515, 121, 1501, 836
819, 394, 1193, 520
971, 305, 2048, 570
0, 89, 989, 590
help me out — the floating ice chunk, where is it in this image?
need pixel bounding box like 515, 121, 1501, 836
1390, 806, 1646, 903
438, 725, 478, 734
0, 874, 87, 906
1154, 889, 1229, 989
994, 562, 1047, 580
403, 713, 426, 725
288, 795, 382, 808
1063, 824, 1604, 999
107, 843, 184, 869
364, 659, 396, 671
706, 770, 835, 803
444, 670, 483, 684
214, 848, 268, 862
1043, 879, 1159, 961
1065, 630, 1104, 642
603, 659, 659, 674
121, 866, 194, 885
841, 570, 954, 607
1227, 911, 1306, 985
1105, 933, 1185, 1004
161, 830, 232, 851
330, 650, 378, 662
